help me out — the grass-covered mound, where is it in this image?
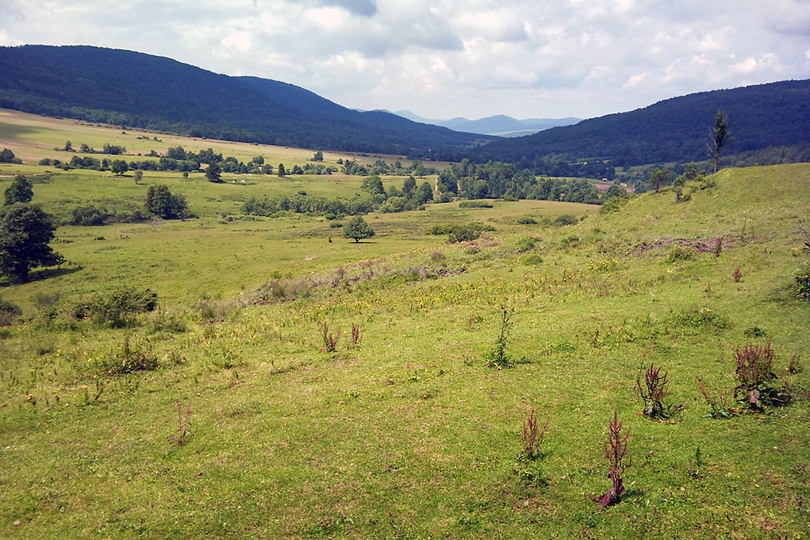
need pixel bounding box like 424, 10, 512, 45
0, 158, 807, 537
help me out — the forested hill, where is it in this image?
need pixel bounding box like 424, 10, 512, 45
472, 79, 810, 167
0, 45, 494, 157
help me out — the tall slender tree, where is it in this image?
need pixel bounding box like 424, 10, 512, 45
708, 110, 731, 174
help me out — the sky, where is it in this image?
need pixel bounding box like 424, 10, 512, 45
1, 0, 809, 121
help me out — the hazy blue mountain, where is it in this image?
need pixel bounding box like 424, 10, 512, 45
394, 111, 580, 137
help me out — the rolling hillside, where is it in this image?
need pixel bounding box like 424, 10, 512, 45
471, 79, 810, 167
0, 106, 808, 535
0, 45, 494, 157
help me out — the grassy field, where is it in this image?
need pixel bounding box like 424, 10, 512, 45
0, 114, 808, 538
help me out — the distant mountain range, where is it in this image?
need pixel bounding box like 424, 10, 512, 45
0, 45, 495, 158
393, 111, 580, 137
0, 45, 808, 168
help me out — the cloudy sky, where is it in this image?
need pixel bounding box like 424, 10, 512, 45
2, 0, 809, 120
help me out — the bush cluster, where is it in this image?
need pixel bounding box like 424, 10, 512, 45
0, 297, 22, 326
39, 288, 158, 328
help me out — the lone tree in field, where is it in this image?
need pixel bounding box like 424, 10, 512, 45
646, 168, 671, 193
0, 203, 64, 282
145, 185, 188, 220
4, 175, 34, 205
343, 216, 375, 243
205, 161, 222, 183
111, 159, 128, 176
708, 110, 731, 173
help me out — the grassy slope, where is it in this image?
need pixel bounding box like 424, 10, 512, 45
0, 116, 808, 538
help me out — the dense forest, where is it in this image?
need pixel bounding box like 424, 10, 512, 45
0, 45, 493, 158
471, 79, 810, 167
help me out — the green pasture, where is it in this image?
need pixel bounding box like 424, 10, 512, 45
0, 108, 425, 169
0, 116, 808, 538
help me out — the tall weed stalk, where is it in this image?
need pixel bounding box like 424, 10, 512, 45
591, 409, 631, 510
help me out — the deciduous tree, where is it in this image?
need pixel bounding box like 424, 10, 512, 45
0, 203, 64, 282
4, 175, 34, 205
646, 168, 671, 193
111, 159, 128, 176
205, 161, 222, 183
343, 216, 375, 243
145, 185, 188, 219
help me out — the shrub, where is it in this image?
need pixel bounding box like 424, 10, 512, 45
84, 288, 158, 328
147, 311, 187, 334
600, 196, 630, 214
590, 259, 621, 273
665, 245, 696, 263
429, 251, 447, 265
743, 326, 768, 338
521, 254, 544, 266
459, 200, 493, 208
40, 288, 157, 328
795, 264, 810, 300
734, 342, 791, 409
70, 204, 107, 226
554, 214, 577, 226
516, 236, 539, 253
196, 298, 239, 323
0, 298, 22, 326
671, 306, 729, 331
96, 337, 159, 374
31, 291, 62, 309
516, 216, 537, 225
249, 278, 314, 304
448, 223, 485, 243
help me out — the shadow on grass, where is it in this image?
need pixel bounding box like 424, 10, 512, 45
0, 265, 83, 287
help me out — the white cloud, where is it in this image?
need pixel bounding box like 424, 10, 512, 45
0, 0, 808, 119
305, 7, 350, 31
220, 32, 252, 54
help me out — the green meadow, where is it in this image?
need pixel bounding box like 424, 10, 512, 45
0, 111, 808, 538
